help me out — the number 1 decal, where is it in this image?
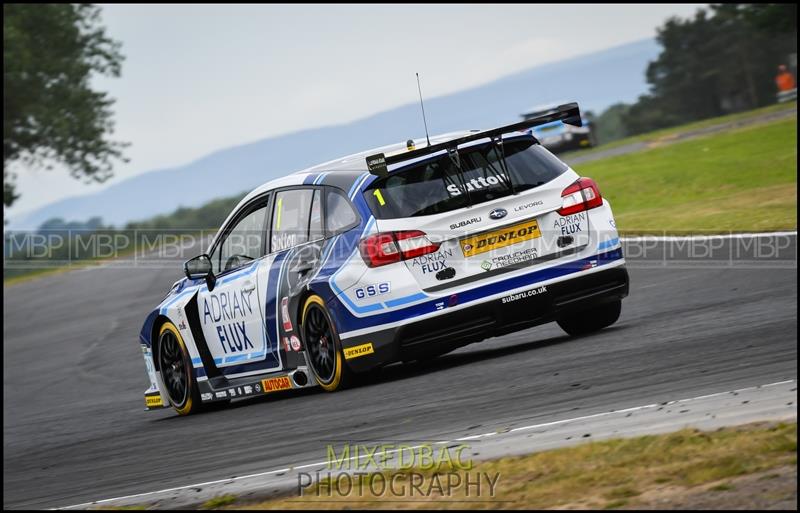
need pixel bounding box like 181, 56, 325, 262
275, 197, 283, 229
373, 189, 386, 206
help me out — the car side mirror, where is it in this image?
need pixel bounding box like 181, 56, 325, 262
184, 254, 216, 291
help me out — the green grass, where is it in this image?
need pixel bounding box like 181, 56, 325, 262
201, 494, 238, 509
3, 243, 141, 287
94, 506, 148, 511
602, 499, 629, 509
566, 100, 797, 158
578, 116, 797, 233
3, 265, 78, 287
229, 422, 797, 510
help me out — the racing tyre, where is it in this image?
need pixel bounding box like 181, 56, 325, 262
157, 321, 202, 415
302, 295, 354, 392
557, 300, 621, 336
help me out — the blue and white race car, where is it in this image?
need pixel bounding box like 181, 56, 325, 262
139, 103, 629, 414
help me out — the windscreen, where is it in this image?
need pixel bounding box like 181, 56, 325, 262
363, 138, 568, 219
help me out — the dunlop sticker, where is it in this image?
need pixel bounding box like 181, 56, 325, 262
460, 218, 541, 257
343, 342, 375, 360
145, 395, 163, 408
261, 375, 292, 393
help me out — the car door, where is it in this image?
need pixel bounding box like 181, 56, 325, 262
262, 187, 325, 355
196, 196, 279, 371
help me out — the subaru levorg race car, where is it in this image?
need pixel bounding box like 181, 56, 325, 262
139, 103, 629, 414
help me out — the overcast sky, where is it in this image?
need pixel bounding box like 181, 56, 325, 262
8, 3, 706, 218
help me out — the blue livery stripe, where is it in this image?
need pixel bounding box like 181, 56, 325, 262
384, 292, 427, 308
598, 237, 620, 251
158, 262, 258, 316
336, 248, 624, 333
348, 172, 370, 198
329, 258, 385, 313
328, 216, 387, 314
314, 171, 330, 185
223, 350, 267, 364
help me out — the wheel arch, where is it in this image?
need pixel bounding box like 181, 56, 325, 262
295, 288, 322, 337
296, 288, 351, 391
150, 314, 172, 371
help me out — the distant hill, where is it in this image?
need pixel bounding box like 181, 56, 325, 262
8, 38, 659, 230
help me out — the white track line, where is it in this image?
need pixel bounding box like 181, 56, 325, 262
57, 379, 797, 510
620, 231, 796, 242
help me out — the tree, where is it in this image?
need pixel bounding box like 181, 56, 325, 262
590, 103, 633, 145
617, 3, 797, 136
3, 4, 127, 208
736, 3, 797, 34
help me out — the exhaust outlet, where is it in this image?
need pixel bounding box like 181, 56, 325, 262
292, 370, 308, 387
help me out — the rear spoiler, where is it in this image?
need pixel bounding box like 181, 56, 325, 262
366, 102, 582, 177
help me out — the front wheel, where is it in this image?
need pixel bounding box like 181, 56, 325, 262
158, 322, 202, 415
557, 300, 621, 336
302, 295, 353, 392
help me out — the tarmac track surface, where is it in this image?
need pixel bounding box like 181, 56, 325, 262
2, 235, 797, 509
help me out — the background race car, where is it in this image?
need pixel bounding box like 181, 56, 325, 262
521, 103, 597, 152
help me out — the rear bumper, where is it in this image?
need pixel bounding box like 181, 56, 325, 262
342, 264, 629, 371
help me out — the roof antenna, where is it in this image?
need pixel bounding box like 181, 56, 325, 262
416, 72, 431, 147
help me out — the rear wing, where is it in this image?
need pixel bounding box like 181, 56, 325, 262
366, 102, 582, 176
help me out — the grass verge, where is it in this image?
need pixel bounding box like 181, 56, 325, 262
201, 494, 238, 509
3, 244, 141, 287
565, 100, 797, 158
579, 117, 797, 233
227, 421, 796, 510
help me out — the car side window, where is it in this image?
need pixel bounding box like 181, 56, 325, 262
270, 188, 315, 252
309, 189, 324, 241
214, 203, 269, 273
325, 188, 358, 235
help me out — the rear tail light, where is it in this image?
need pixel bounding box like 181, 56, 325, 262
359, 230, 440, 267
558, 177, 603, 216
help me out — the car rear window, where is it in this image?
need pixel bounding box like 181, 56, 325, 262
363, 138, 567, 219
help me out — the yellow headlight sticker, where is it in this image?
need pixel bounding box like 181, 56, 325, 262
460, 218, 541, 257
343, 342, 374, 360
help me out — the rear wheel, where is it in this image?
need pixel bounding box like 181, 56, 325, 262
158, 322, 201, 415
557, 300, 621, 336
302, 295, 353, 392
